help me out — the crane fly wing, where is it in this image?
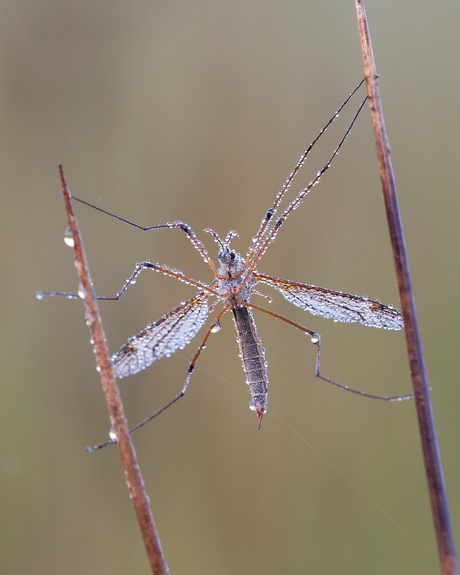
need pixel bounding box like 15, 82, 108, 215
111, 291, 210, 378
253, 273, 404, 330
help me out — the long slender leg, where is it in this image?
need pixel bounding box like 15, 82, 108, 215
246, 303, 413, 401
243, 79, 366, 273
87, 306, 231, 452
241, 94, 368, 287
37, 261, 220, 301
71, 196, 219, 274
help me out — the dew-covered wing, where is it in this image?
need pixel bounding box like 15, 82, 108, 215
253, 273, 403, 330
111, 291, 209, 378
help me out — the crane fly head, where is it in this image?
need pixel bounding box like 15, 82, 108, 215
217, 246, 243, 271
204, 227, 243, 270
218, 230, 240, 266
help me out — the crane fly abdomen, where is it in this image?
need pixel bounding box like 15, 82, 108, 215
232, 304, 269, 429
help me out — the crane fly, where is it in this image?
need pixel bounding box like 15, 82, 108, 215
37, 79, 412, 446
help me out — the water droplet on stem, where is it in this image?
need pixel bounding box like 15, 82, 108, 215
64, 226, 74, 247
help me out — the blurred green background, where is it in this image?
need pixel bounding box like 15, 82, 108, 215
1, 0, 459, 573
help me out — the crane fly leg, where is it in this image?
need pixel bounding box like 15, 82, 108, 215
37, 261, 219, 301
87, 307, 230, 452
245, 303, 413, 402
71, 195, 219, 275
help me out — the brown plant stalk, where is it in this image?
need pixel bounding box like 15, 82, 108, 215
58, 165, 170, 575
355, 3, 458, 574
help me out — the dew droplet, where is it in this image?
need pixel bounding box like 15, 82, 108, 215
109, 425, 117, 442
211, 321, 222, 333
310, 332, 320, 344
64, 226, 74, 247
78, 283, 85, 299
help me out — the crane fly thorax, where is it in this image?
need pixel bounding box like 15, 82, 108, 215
216, 248, 253, 303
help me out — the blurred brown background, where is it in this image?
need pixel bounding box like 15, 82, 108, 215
1, 1, 459, 573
